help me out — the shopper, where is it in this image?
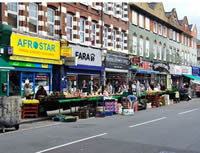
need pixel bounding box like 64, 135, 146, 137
35, 85, 48, 99
81, 80, 88, 93
127, 83, 137, 109
24, 82, 32, 99
107, 82, 113, 94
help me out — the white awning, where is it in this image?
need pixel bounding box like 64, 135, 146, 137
105, 68, 128, 73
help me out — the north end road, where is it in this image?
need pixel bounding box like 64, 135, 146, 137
1, 99, 200, 153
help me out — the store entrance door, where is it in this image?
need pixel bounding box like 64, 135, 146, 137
9, 71, 21, 96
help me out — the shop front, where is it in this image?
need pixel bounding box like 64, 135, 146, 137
130, 57, 159, 87
192, 66, 200, 77
9, 33, 62, 96
58, 44, 103, 94
105, 53, 129, 87
169, 64, 182, 88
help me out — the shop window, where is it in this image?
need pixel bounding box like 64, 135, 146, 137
91, 22, 96, 46
132, 35, 137, 55
145, 17, 150, 30
7, 3, 18, 29
80, 17, 85, 43
29, 3, 38, 33
121, 32, 125, 50
47, 7, 55, 36
113, 29, 117, 49
145, 39, 149, 58
132, 10, 137, 25
103, 26, 108, 47
67, 13, 73, 41
139, 37, 143, 56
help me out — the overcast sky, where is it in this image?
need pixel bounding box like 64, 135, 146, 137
162, 0, 200, 39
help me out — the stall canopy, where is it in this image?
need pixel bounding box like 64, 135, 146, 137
0, 58, 14, 71
183, 74, 200, 81
132, 69, 159, 74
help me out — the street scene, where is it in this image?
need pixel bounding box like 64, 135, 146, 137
0, 1, 200, 153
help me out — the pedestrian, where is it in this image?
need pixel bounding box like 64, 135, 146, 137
81, 80, 88, 93
24, 82, 32, 99
35, 85, 48, 99
127, 83, 137, 109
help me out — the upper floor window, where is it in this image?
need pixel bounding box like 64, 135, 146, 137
47, 8, 55, 36
169, 29, 173, 39
188, 38, 190, 47
158, 43, 162, 60
103, 27, 108, 47
163, 44, 166, 61
91, 22, 96, 46
113, 29, 117, 49
132, 10, 137, 25
121, 3, 125, 18
121, 32, 125, 50
158, 24, 162, 35
113, 3, 117, 16
29, 3, 38, 33
145, 39, 149, 58
145, 17, 150, 30
163, 26, 167, 37
132, 35, 137, 55
139, 37, 144, 56
173, 31, 176, 41
103, 3, 108, 12
153, 21, 157, 33
139, 14, 144, 28
169, 48, 172, 62
185, 36, 187, 46
182, 34, 184, 44
67, 14, 73, 41
7, 3, 18, 29
80, 18, 85, 43
153, 41, 157, 59
177, 33, 180, 42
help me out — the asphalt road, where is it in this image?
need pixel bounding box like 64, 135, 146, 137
0, 99, 200, 153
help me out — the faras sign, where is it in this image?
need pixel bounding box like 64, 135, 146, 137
75, 52, 95, 62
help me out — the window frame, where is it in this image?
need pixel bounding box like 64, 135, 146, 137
173, 31, 176, 41
67, 13, 73, 41
103, 26, 108, 47
153, 41, 157, 59
132, 35, 137, 55
139, 14, 144, 28
163, 45, 166, 61
80, 17, 85, 43
91, 22, 96, 46
7, 2, 18, 29
145, 39, 150, 58
29, 3, 38, 33
121, 32, 125, 51
113, 29, 117, 49
158, 24, 162, 35
121, 3, 124, 18
139, 37, 144, 56
47, 7, 55, 36
132, 10, 137, 25
103, 3, 108, 13
177, 33, 180, 42
145, 17, 150, 30
158, 43, 162, 60
153, 21, 157, 33
113, 3, 117, 16
163, 26, 167, 37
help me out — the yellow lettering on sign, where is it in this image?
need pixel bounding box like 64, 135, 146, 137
61, 47, 72, 56
42, 64, 48, 68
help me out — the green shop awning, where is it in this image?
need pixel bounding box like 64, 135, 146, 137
0, 58, 14, 71
183, 74, 200, 81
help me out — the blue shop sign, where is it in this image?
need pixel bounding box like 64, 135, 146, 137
192, 66, 200, 76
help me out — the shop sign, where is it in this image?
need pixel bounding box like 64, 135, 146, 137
131, 57, 141, 64
61, 40, 67, 47
153, 63, 169, 72
106, 53, 129, 70
61, 47, 72, 56
9, 61, 51, 69
182, 66, 192, 75
131, 61, 150, 70
10, 55, 62, 65
174, 65, 182, 75
192, 67, 200, 76
69, 44, 102, 67
63, 56, 77, 66
11, 33, 60, 60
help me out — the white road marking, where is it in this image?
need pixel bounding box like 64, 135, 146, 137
0, 122, 61, 136
129, 117, 167, 128
178, 108, 199, 115
35, 133, 108, 153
